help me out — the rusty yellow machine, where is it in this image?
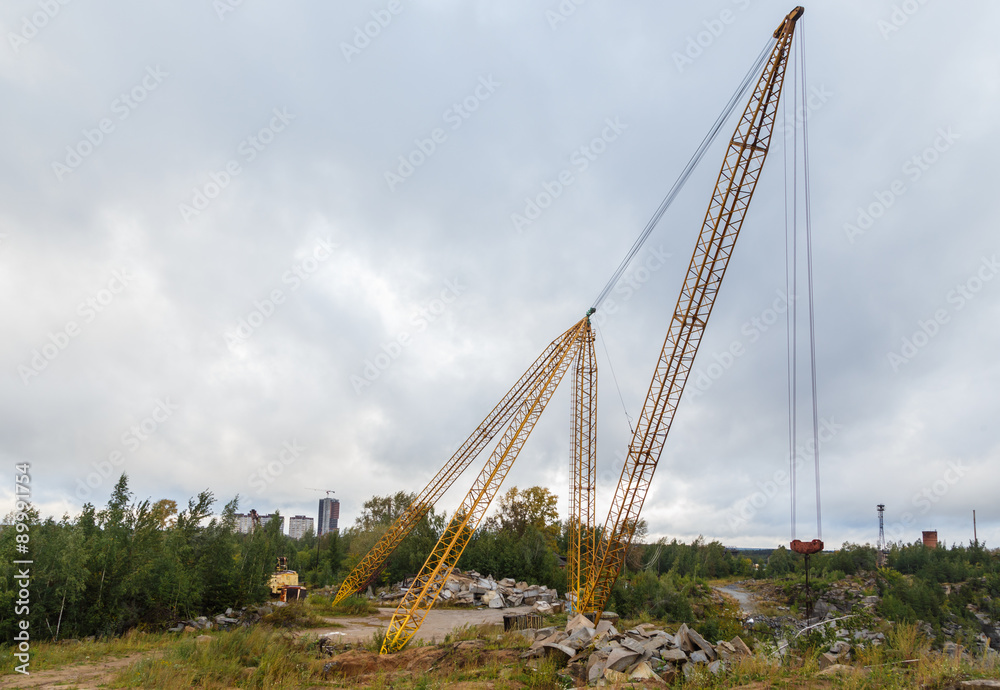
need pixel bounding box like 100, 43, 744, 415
268, 557, 307, 602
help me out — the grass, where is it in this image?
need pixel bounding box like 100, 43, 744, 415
109, 625, 324, 688
0, 628, 174, 675
261, 601, 336, 629
322, 594, 381, 617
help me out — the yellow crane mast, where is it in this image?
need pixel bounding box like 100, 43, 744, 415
580, 6, 805, 618
332, 327, 578, 605
567, 314, 597, 611
381, 317, 591, 654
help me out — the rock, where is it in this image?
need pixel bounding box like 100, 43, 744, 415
707, 660, 723, 675
629, 661, 665, 683
716, 640, 737, 660
830, 640, 851, 656
642, 638, 667, 657
532, 601, 553, 615
183, 625, 196, 633
959, 681, 1000, 689
488, 594, 505, 609
660, 648, 688, 663
620, 637, 647, 655
499, 578, 516, 587
566, 613, 595, 634
730, 636, 752, 657
594, 620, 618, 637
534, 626, 556, 640
818, 652, 839, 669
195, 635, 212, 645
606, 648, 641, 672
507, 593, 524, 607
168, 624, 185, 633
541, 642, 576, 665
454, 640, 485, 651
817, 664, 854, 676
587, 650, 610, 683
566, 626, 595, 650
685, 627, 717, 660
604, 668, 629, 683
675, 623, 695, 652
690, 650, 709, 664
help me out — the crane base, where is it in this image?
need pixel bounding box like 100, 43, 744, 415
790, 539, 824, 555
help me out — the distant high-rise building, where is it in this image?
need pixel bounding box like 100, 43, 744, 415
234, 512, 285, 535
235, 513, 254, 534
318, 497, 340, 536
289, 515, 315, 540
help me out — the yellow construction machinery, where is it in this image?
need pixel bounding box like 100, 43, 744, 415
360, 5, 805, 652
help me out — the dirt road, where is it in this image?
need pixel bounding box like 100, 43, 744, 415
714, 583, 758, 616
0, 653, 147, 689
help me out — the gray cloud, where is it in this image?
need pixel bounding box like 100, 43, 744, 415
2, 0, 998, 551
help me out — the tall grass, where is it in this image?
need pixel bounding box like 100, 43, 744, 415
110, 626, 322, 688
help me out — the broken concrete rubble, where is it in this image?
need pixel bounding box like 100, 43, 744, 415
521, 607, 754, 685
377, 568, 561, 611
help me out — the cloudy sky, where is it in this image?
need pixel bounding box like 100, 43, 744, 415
2, 0, 998, 551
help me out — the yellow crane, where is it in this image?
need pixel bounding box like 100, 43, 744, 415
365, 4, 805, 649
579, 6, 805, 617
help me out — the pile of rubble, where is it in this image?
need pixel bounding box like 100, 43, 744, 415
167, 605, 280, 633
520, 612, 754, 684
378, 570, 561, 611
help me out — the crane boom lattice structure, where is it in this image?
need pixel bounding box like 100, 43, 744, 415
381, 318, 590, 653
333, 325, 583, 604
568, 316, 597, 611
580, 6, 804, 618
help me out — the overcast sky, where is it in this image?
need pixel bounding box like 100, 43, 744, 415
2, 0, 998, 552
